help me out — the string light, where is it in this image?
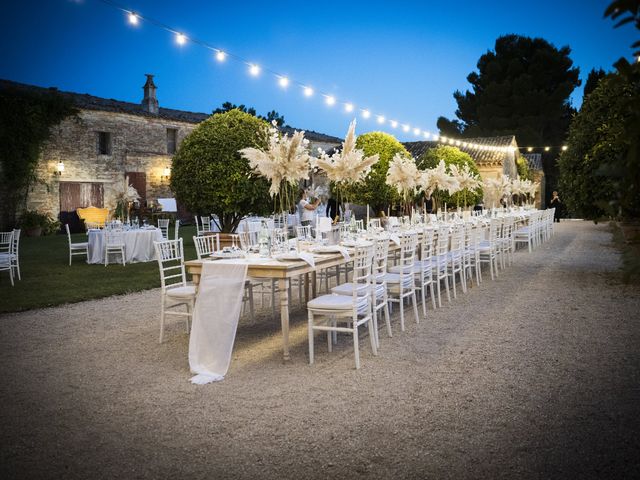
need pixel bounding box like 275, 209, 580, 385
562, 145, 568, 151
249, 64, 260, 76
544, 146, 550, 152
278, 76, 289, 88
87, 0, 528, 153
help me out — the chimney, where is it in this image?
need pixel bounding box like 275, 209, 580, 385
141, 74, 159, 114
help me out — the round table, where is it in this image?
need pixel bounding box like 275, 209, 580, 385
87, 228, 163, 264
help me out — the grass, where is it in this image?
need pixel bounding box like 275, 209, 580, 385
0, 226, 199, 314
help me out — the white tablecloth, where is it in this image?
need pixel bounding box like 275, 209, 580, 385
87, 228, 163, 264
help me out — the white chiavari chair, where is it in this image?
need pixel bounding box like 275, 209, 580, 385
66, 224, 88, 266
307, 243, 377, 369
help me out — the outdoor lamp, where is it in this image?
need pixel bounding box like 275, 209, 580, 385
54, 161, 65, 176
161, 166, 171, 180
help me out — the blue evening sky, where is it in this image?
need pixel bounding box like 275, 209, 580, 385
0, 0, 635, 141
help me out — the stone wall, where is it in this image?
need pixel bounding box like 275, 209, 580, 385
27, 109, 197, 218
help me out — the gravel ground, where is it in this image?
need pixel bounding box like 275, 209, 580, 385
1, 221, 639, 479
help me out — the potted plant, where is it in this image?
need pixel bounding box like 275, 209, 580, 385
170, 109, 272, 245
19, 210, 59, 237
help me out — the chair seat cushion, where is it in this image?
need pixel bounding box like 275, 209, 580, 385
380, 272, 413, 288
71, 242, 88, 248
308, 293, 368, 311
331, 282, 368, 296
166, 285, 196, 298
388, 264, 415, 274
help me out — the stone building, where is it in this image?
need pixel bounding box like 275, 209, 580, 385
0, 76, 341, 231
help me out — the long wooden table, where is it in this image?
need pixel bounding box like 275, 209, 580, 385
185, 252, 350, 361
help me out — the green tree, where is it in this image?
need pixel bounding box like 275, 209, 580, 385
0, 87, 77, 229
213, 102, 286, 126
417, 146, 483, 207
342, 132, 409, 214
516, 156, 533, 181
170, 109, 272, 232
441, 34, 580, 147
583, 68, 607, 99
558, 73, 638, 219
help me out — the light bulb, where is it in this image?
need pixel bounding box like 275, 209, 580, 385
402, 124, 410, 132
432, 135, 440, 142
278, 76, 289, 88
377, 115, 385, 124
176, 33, 187, 45
390, 120, 398, 128
303, 86, 314, 97
128, 12, 139, 25
561, 145, 568, 151
249, 64, 260, 76
362, 109, 371, 119
527, 147, 533, 152
544, 146, 550, 152
215, 50, 226, 62
413, 128, 421, 136
344, 103, 354, 113
325, 95, 336, 106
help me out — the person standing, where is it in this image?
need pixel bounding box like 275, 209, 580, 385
298, 189, 320, 226
326, 195, 338, 223
549, 191, 562, 222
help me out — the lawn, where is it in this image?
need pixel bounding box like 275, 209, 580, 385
0, 226, 198, 314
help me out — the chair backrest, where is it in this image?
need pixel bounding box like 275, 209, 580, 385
420, 227, 435, 261
174, 219, 180, 241
84, 221, 103, 231
271, 228, 288, 255
157, 218, 170, 239
368, 218, 381, 230
193, 234, 220, 259
352, 242, 375, 301
154, 239, 187, 291
0, 231, 14, 254
450, 224, 464, 254
296, 225, 312, 239
65, 224, 73, 245
373, 236, 389, 280
200, 216, 211, 233
11, 229, 20, 257
355, 219, 364, 231
105, 229, 124, 247
436, 225, 449, 256
398, 231, 418, 274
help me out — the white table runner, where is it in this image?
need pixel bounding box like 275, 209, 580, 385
189, 261, 248, 384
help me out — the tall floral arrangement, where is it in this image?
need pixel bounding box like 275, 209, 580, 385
449, 163, 482, 208
239, 121, 311, 212
315, 119, 379, 207
112, 175, 140, 221
386, 153, 419, 213
418, 160, 460, 211
483, 174, 512, 207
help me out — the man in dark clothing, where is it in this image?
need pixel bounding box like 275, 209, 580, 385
549, 191, 562, 222
327, 197, 338, 222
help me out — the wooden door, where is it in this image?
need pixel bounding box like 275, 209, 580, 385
125, 172, 146, 204
60, 182, 104, 232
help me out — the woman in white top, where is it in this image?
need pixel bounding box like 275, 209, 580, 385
298, 189, 320, 226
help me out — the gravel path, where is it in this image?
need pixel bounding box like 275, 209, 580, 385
1, 221, 639, 479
